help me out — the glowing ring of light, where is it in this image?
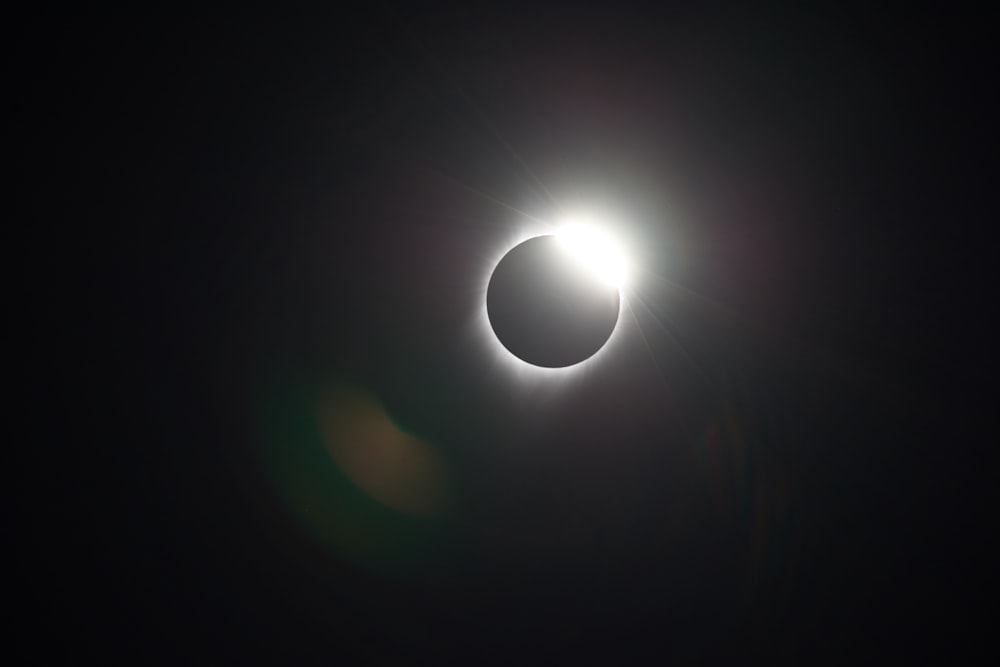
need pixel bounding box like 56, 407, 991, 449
471, 214, 633, 385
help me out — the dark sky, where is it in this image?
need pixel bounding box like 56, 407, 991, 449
23, 2, 993, 663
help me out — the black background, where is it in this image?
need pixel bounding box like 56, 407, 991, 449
20, 2, 993, 663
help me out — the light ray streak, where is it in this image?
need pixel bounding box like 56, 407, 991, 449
630, 289, 723, 400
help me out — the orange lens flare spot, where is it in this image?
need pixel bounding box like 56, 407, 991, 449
318, 387, 449, 517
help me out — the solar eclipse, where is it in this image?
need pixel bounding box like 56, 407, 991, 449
486, 225, 627, 368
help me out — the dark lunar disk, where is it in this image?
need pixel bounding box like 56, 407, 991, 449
487, 235, 621, 368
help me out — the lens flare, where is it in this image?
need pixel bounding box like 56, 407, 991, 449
318, 387, 449, 517
256, 382, 453, 579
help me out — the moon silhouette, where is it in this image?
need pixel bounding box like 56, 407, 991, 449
486, 234, 621, 368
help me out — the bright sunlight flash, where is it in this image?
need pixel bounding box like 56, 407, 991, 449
555, 223, 628, 288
